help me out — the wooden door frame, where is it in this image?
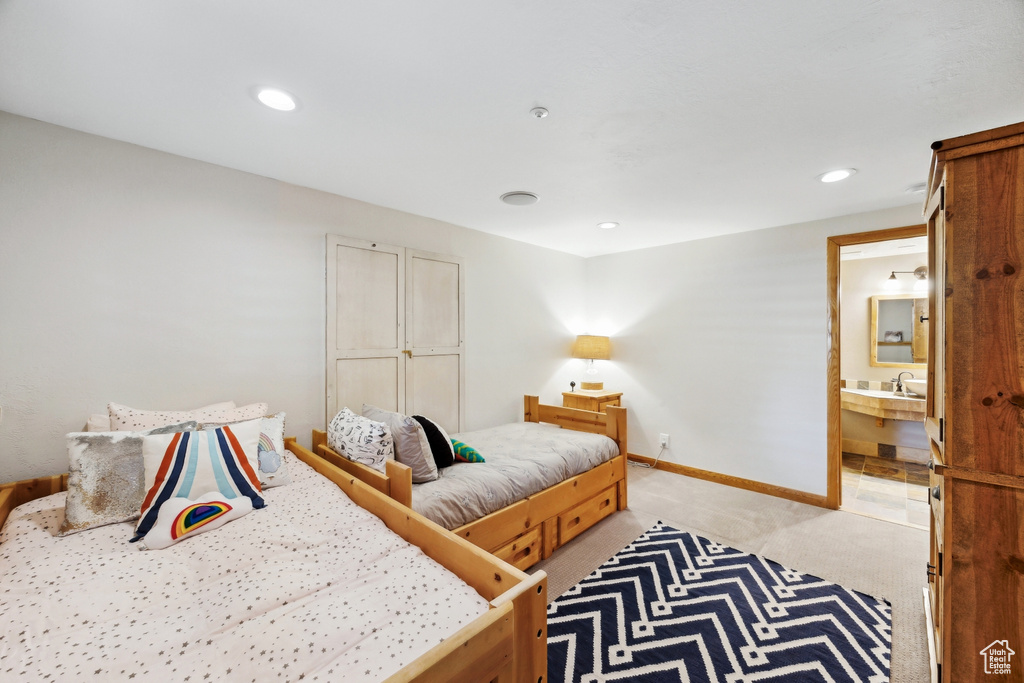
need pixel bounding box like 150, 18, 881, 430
826, 224, 927, 509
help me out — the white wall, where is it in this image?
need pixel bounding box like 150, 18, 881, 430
581, 205, 922, 496
840, 253, 927, 380
0, 112, 585, 482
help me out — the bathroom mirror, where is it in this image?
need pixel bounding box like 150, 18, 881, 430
870, 294, 928, 368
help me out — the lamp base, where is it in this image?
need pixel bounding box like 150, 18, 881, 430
580, 381, 604, 391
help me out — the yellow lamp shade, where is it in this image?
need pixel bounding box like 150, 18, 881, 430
572, 335, 611, 360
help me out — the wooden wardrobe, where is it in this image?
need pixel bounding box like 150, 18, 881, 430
923, 120, 1024, 682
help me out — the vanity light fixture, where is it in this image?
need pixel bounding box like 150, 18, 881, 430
256, 87, 298, 111
887, 266, 929, 290
818, 168, 857, 183
597, 222, 618, 230
500, 191, 539, 206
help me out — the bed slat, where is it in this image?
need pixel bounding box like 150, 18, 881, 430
0, 473, 68, 530
384, 601, 514, 683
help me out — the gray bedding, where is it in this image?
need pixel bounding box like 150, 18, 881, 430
410, 421, 620, 529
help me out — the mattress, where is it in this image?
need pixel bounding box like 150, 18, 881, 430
0, 450, 488, 683
412, 421, 620, 529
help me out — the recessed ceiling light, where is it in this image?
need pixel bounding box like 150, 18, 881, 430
256, 88, 297, 111
500, 191, 539, 206
597, 222, 618, 230
818, 168, 857, 183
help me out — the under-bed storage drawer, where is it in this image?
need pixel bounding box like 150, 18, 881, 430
558, 485, 617, 546
491, 525, 542, 571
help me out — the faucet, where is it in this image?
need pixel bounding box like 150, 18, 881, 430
893, 371, 915, 395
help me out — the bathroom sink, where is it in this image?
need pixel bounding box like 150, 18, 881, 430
903, 378, 927, 398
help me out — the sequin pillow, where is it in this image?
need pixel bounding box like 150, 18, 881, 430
136, 492, 253, 551
58, 421, 199, 537
327, 408, 393, 473
107, 400, 263, 431
451, 439, 485, 463
133, 419, 264, 542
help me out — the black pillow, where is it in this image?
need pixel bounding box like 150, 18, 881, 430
412, 415, 455, 469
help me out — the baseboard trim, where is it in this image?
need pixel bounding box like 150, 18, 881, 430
627, 453, 830, 508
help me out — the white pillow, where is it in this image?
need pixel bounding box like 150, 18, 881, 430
86, 414, 112, 432
136, 492, 253, 550
134, 419, 264, 542
362, 404, 437, 483
108, 401, 263, 431
89, 401, 237, 432
327, 408, 393, 473
202, 412, 291, 489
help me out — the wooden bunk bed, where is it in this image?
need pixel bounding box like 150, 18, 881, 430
0, 437, 548, 683
312, 395, 628, 572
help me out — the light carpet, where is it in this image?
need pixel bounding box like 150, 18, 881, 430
533, 465, 928, 682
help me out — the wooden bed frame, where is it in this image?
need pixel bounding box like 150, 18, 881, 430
0, 439, 547, 683
312, 395, 628, 572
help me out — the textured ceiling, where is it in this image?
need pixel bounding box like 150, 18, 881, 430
2, 1, 1022, 257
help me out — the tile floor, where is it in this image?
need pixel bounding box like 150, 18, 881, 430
841, 452, 931, 529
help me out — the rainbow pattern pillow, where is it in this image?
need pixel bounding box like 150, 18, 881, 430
133, 419, 264, 542
203, 413, 291, 489
136, 492, 253, 550
451, 439, 485, 463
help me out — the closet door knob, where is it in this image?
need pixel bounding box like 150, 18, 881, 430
931, 485, 941, 501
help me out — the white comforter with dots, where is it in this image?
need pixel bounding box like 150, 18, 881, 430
0, 450, 488, 683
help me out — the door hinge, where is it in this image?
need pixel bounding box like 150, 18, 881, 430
938, 551, 943, 577
938, 417, 944, 442
939, 186, 945, 212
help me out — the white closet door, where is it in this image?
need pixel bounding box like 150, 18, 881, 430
405, 250, 465, 433
326, 236, 404, 423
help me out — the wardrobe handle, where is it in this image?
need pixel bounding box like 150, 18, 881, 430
920, 315, 929, 323
402, 350, 413, 357
931, 485, 941, 501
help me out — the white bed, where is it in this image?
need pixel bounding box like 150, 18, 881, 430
0, 450, 493, 682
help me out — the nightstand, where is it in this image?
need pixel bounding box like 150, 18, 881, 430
562, 389, 623, 413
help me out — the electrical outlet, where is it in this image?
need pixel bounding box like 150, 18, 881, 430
659, 433, 670, 448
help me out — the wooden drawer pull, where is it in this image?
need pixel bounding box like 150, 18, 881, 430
512, 546, 532, 563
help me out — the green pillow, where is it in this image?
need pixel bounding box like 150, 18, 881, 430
451, 439, 485, 463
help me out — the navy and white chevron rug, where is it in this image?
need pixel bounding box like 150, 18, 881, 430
547, 523, 891, 682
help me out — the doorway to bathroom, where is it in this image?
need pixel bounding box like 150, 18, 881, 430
826, 225, 930, 528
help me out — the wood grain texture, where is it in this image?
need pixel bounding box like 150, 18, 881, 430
931, 120, 1024, 156
925, 122, 1024, 683
946, 479, 1024, 683
0, 473, 68, 528
490, 569, 549, 683
946, 144, 1024, 476
383, 602, 514, 683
